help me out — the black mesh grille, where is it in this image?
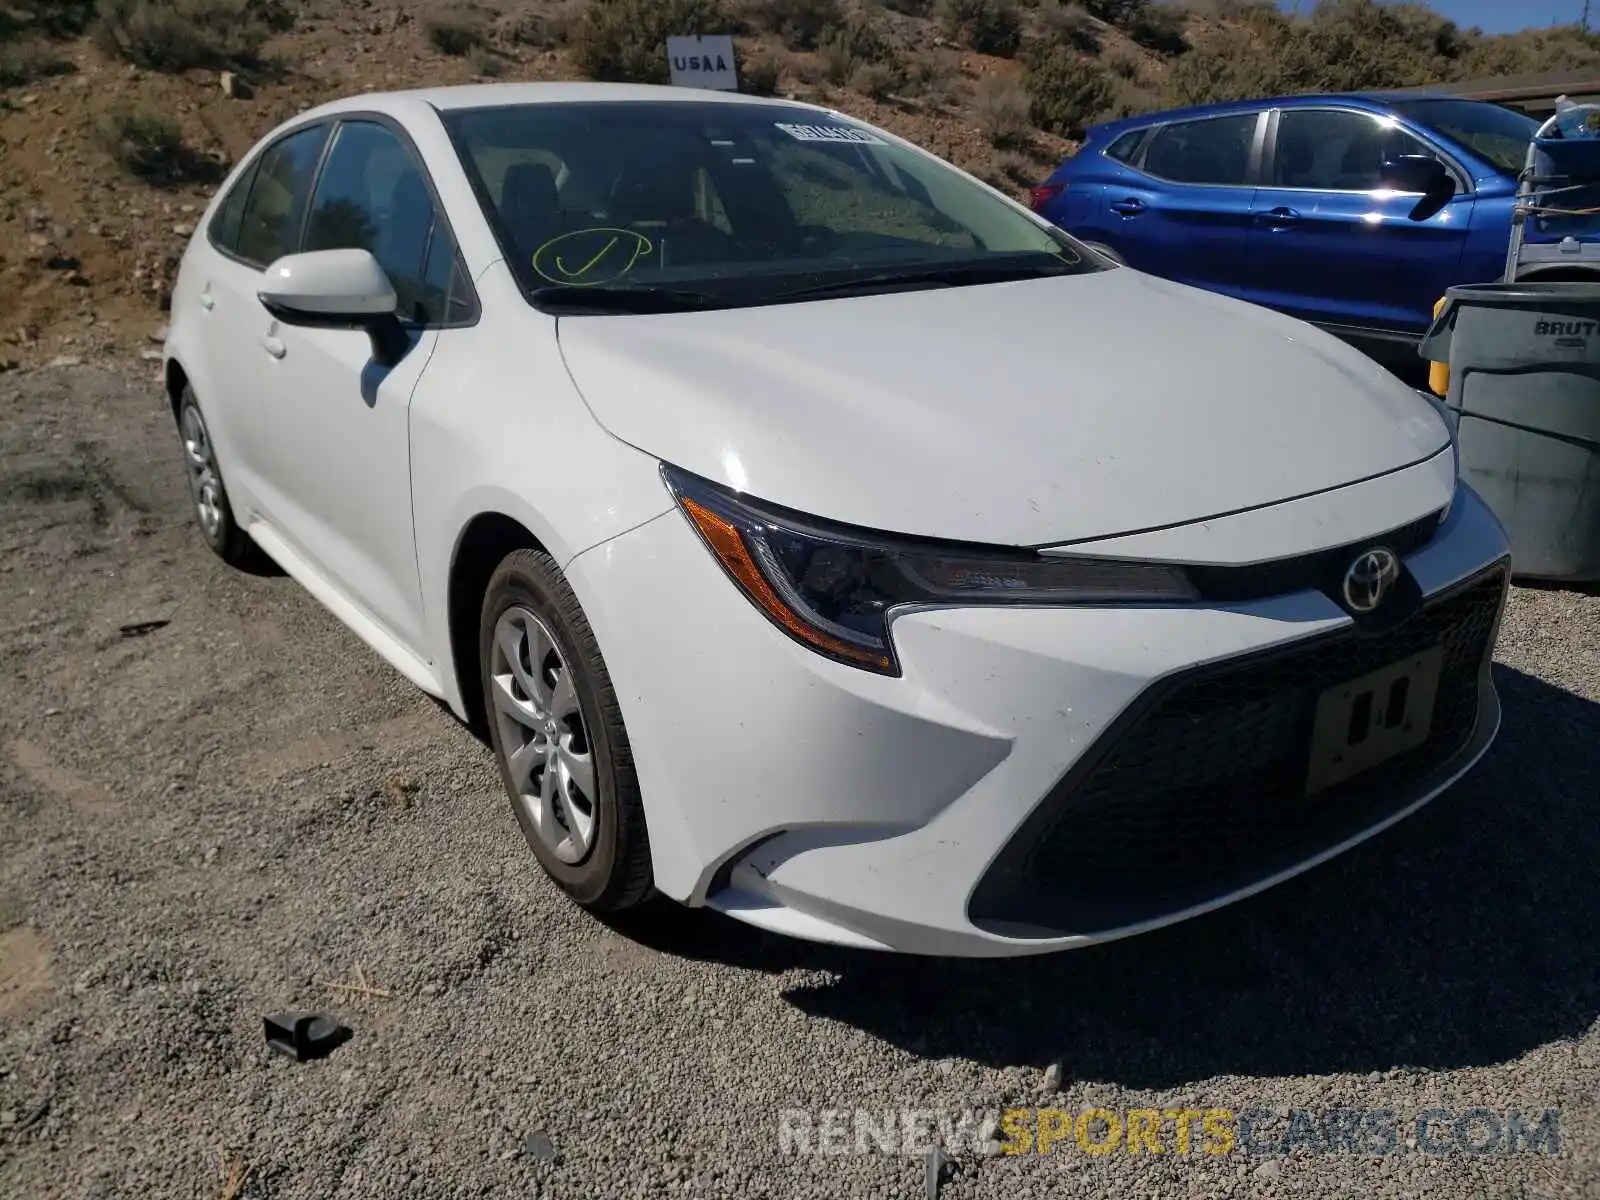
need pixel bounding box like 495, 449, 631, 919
969, 566, 1507, 936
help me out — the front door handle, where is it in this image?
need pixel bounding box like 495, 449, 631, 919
1109, 198, 1146, 217
260, 333, 286, 360
198, 289, 215, 311
1259, 206, 1301, 228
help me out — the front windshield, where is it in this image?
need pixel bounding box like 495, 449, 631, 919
441, 101, 1098, 309
1392, 99, 1537, 176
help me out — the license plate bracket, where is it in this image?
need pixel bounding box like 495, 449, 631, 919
1305, 644, 1445, 796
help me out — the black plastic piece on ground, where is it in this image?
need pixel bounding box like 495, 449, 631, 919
118, 619, 170, 638
263, 1012, 351, 1062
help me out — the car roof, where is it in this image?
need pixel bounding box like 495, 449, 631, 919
1085, 89, 1474, 138
292, 81, 823, 125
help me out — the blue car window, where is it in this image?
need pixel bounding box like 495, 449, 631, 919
1273, 110, 1435, 192
1141, 115, 1256, 186
1105, 130, 1146, 164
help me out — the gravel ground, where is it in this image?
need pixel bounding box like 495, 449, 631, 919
0, 364, 1595, 1200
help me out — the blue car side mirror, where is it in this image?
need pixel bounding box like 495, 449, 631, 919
1381, 154, 1455, 222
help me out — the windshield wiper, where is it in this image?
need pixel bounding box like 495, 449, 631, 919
529, 286, 729, 314
774, 260, 1083, 302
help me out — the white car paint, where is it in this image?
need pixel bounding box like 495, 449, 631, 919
259, 247, 399, 315
165, 82, 1512, 957
557, 266, 1451, 546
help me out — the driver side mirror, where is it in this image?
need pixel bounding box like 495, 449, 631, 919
1380, 154, 1455, 222
257, 248, 410, 367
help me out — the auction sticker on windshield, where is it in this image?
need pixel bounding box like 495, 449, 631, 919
774, 123, 887, 145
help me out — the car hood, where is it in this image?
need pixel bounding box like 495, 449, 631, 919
555, 268, 1450, 546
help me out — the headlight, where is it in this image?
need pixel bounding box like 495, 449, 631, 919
662, 465, 1198, 675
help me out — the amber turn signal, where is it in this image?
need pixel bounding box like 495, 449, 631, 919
678, 497, 893, 672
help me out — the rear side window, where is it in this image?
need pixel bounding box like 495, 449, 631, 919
1105, 130, 1146, 164
1141, 114, 1257, 186
233, 124, 329, 268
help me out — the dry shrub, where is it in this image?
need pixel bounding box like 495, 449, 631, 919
936, 0, 1022, 57
741, 47, 782, 94
1105, 48, 1141, 78
1023, 45, 1114, 138
1038, 1, 1099, 52
817, 15, 897, 84
100, 105, 206, 182
426, 16, 485, 56
0, 41, 75, 86
973, 75, 1033, 148
93, 0, 285, 71
570, 0, 731, 84
849, 60, 900, 98
750, 0, 839, 51
503, 4, 581, 48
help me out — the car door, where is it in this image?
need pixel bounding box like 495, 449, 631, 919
245, 116, 477, 657
1243, 107, 1475, 338
1098, 111, 1265, 298
190, 122, 330, 516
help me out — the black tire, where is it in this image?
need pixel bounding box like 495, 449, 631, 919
176, 385, 257, 568
479, 548, 653, 912
1083, 241, 1126, 267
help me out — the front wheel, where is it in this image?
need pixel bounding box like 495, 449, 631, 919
177, 386, 256, 568
479, 549, 653, 912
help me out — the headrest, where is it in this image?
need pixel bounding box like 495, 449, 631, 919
500, 161, 560, 230
609, 159, 698, 225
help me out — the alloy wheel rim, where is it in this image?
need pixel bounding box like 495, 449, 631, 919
180, 404, 223, 540
489, 606, 598, 864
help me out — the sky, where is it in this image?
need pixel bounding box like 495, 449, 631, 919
1277, 0, 1591, 35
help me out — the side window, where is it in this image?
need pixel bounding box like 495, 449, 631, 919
1141, 114, 1258, 186
234, 125, 328, 268
1104, 130, 1145, 164
303, 119, 465, 325
1272, 109, 1437, 191
421, 224, 479, 324
208, 160, 258, 254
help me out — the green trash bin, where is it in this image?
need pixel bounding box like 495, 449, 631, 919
1419, 281, 1600, 582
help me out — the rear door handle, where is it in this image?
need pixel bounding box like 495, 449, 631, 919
260, 333, 286, 360
1109, 198, 1146, 217
1259, 206, 1301, 228
198, 290, 215, 311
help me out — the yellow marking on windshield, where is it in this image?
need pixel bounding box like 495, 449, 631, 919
558, 236, 619, 278
531, 228, 655, 287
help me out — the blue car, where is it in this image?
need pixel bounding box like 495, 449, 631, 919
1031, 93, 1546, 366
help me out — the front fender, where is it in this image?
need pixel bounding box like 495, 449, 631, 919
408, 283, 673, 715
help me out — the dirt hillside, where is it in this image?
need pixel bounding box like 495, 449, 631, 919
0, 0, 1592, 369
0, 0, 1105, 368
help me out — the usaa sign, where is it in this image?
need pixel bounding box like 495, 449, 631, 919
666, 35, 738, 91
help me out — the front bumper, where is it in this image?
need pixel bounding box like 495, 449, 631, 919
565, 483, 1510, 957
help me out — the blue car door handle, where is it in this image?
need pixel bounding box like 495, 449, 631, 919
1259, 206, 1300, 228
1109, 197, 1146, 217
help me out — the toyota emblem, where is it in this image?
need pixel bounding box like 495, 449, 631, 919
1342, 547, 1400, 614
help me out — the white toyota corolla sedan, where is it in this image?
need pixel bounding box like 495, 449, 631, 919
165, 82, 1510, 956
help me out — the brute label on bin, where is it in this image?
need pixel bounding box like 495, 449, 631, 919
1533, 318, 1599, 347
